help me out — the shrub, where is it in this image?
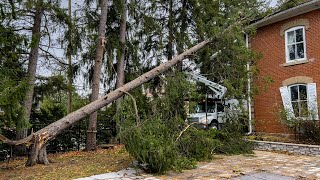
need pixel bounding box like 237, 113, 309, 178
216, 122, 253, 154
118, 73, 253, 173
280, 106, 320, 145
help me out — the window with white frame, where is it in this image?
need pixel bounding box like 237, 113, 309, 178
280, 83, 319, 120
285, 26, 306, 62
289, 84, 308, 118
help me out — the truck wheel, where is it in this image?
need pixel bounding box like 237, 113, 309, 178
209, 121, 218, 130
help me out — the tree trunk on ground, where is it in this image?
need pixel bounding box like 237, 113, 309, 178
86, 0, 108, 151
116, 0, 127, 110
15, 3, 42, 156
0, 40, 210, 166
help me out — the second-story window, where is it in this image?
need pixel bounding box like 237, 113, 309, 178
285, 26, 306, 62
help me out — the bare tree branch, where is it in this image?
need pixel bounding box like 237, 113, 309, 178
120, 90, 140, 125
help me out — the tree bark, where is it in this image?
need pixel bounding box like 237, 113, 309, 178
67, 0, 73, 114
86, 0, 108, 151
116, 0, 127, 110
25, 134, 49, 166
0, 40, 210, 166
167, 0, 174, 61
176, 0, 188, 71
16, 2, 42, 156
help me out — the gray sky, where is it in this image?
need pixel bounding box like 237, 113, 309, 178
270, 0, 278, 7
38, 0, 280, 97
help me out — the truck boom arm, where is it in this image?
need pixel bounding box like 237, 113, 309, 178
186, 72, 227, 99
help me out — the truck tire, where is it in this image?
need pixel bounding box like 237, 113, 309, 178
208, 120, 219, 130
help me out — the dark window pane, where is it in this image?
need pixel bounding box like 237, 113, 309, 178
299, 85, 307, 100
296, 28, 303, 42
292, 102, 299, 117
288, 45, 296, 60
287, 31, 295, 44
217, 104, 224, 112
290, 86, 299, 101
300, 101, 308, 117
296, 43, 305, 59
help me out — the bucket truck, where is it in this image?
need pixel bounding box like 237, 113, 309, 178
186, 72, 239, 129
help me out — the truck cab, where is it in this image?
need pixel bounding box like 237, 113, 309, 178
187, 98, 226, 129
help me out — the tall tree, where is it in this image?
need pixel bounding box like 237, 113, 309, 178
0, 40, 210, 166
0, 0, 268, 166
2, 0, 79, 155
67, 0, 73, 114
116, 0, 127, 108
16, 0, 43, 155
0, 25, 28, 135
167, 0, 174, 61
176, 0, 188, 71
86, 0, 108, 151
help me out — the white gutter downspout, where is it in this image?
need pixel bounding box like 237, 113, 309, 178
246, 33, 253, 135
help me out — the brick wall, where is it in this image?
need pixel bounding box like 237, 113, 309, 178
251, 10, 320, 134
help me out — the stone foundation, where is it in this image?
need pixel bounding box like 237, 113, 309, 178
252, 140, 320, 156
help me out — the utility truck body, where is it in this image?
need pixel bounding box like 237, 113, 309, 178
186, 72, 241, 129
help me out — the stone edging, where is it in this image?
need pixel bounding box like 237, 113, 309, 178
250, 140, 320, 156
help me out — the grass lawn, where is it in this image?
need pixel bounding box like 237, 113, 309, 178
0, 145, 132, 180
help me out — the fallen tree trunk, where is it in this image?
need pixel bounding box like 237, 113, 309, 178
0, 40, 210, 166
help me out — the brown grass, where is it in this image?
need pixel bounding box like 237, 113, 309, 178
0, 145, 132, 180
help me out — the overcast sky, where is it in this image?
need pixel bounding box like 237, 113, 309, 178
270, 0, 278, 7
37, 0, 280, 96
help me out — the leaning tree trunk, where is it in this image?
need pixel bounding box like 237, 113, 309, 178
86, 0, 108, 151
0, 40, 210, 166
116, 0, 127, 110
16, 4, 42, 156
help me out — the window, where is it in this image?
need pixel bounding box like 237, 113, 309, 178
280, 83, 319, 120
289, 84, 308, 118
285, 26, 306, 62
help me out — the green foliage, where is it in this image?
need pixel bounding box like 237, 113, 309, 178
279, 102, 320, 145
0, 25, 28, 130
97, 105, 118, 144
177, 128, 221, 161
216, 122, 253, 154
29, 90, 116, 151
276, 0, 306, 11
121, 116, 179, 173
118, 73, 253, 173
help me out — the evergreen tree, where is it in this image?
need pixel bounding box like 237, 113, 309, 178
0, 0, 79, 155
0, 25, 28, 133
86, 0, 108, 151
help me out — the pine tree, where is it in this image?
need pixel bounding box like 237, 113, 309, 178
116, 0, 127, 109
86, 0, 108, 151
1, 0, 80, 155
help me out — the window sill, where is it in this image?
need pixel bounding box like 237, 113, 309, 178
283, 59, 308, 67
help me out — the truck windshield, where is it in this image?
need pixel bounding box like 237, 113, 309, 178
195, 104, 215, 113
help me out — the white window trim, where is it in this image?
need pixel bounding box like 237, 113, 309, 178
285, 26, 307, 63
280, 83, 319, 120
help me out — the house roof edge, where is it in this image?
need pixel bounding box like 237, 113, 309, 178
251, 0, 320, 28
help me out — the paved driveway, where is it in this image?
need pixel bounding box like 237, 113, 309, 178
156, 150, 320, 179
77, 150, 320, 180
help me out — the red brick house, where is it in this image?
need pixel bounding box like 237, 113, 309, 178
250, 0, 320, 134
